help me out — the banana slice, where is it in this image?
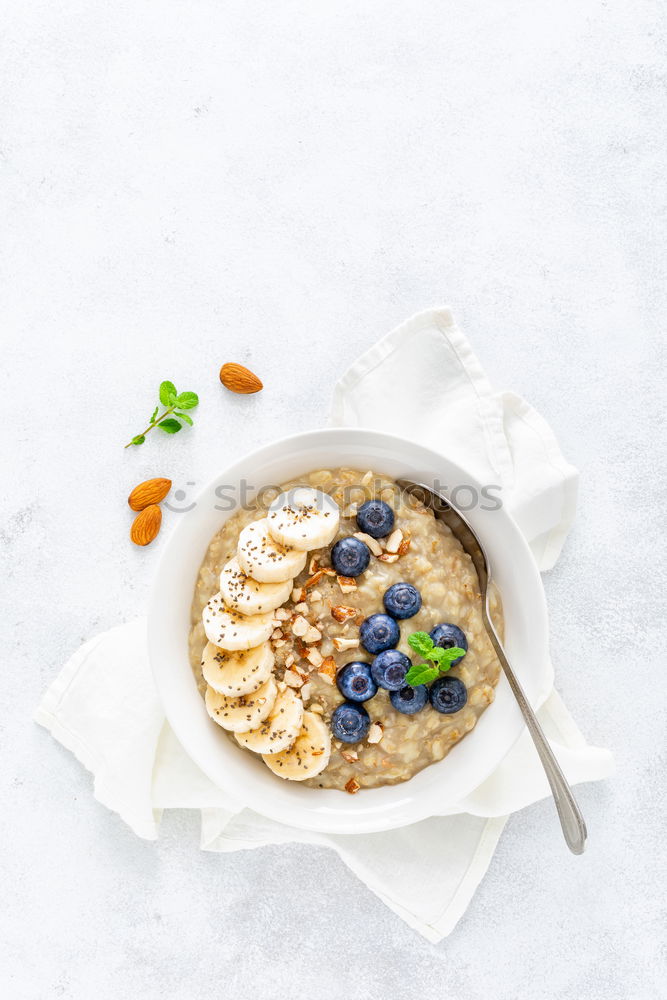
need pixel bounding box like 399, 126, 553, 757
201, 641, 274, 697
267, 487, 340, 551
205, 675, 277, 733
237, 517, 307, 583
219, 557, 293, 616
262, 710, 332, 780
235, 687, 304, 755
202, 593, 276, 650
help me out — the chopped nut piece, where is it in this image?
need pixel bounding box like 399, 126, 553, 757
330, 604, 360, 624
273, 639, 286, 648
283, 669, 305, 688
304, 624, 322, 643
337, 575, 357, 594
271, 628, 284, 640
310, 703, 324, 715
397, 534, 412, 556
341, 750, 359, 763
274, 607, 291, 621
345, 778, 361, 795
300, 682, 311, 701
308, 556, 319, 575
317, 656, 337, 684
353, 531, 382, 556
310, 589, 323, 602
306, 646, 324, 668
367, 723, 383, 744
291, 615, 309, 637
384, 528, 403, 554
291, 586, 305, 603
378, 552, 399, 563
294, 601, 309, 614
333, 636, 359, 652
284, 653, 295, 669
305, 566, 336, 589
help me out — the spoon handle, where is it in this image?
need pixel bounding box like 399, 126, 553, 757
483, 609, 588, 855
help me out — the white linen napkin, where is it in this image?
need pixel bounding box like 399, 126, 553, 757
34, 307, 613, 942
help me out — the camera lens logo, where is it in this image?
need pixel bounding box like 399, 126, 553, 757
164, 482, 197, 513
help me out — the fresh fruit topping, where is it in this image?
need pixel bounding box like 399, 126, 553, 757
130, 504, 162, 546
201, 641, 274, 697
235, 687, 304, 754
219, 362, 263, 394
267, 488, 340, 551
371, 649, 411, 690
262, 711, 331, 780
237, 517, 307, 583
359, 613, 400, 654
331, 536, 370, 577
356, 499, 395, 538
202, 594, 276, 650
429, 676, 468, 714
336, 661, 378, 702
219, 557, 293, 615
205, 674, 278, 733
429, 623, 468, 665
331, 702, 371, 743
383, 582, 422, 619
389, 684, 429, 715
127, 477, 172, 511
360, 613, 400, 654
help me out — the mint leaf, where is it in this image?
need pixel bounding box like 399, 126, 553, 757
159, 381, 177, 406
431, 646, 466, 668
429, 647, 450, 669
175, 391, 199, 410
125, 379, 199, 448
406, 663, 439, 687
407, 631, 434, 657
158, 418, 182, 434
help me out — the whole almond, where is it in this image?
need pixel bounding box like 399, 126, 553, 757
128, 477, 172, 511
219, 362, 263, 394
130, 505, 162, 546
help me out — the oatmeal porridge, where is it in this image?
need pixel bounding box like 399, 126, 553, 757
188, 468, 503, 792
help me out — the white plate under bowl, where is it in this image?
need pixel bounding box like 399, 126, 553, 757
148, 428, 552, 834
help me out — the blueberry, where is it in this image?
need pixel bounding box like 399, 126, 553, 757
371, 649, 411, 691
383, 582, 422, 620
429, 676, 468, 714
429, 623, 468, 665
356, 500, 395, 539
360, 613, 400, 654
390, 684, 429, 715
331, 537, 370, 577
331, 702, 371, 743
336, 661, 378, 702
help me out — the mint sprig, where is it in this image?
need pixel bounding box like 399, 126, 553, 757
405, 631, 465, 687
125, 381, 199, 448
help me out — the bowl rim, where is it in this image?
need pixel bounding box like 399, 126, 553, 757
148, 426, 552, 834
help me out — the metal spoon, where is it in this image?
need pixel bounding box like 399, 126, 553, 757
397, 479, 587, 854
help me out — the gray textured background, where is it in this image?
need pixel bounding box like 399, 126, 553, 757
2, 1, 665, 997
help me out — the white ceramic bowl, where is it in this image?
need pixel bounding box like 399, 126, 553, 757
148, 428, 553, 834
